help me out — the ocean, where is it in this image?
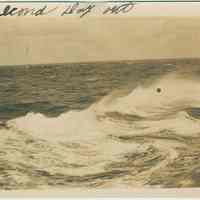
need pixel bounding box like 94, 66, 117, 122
1, 59, 200, 190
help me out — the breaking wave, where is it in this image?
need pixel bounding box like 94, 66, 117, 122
1, 74, 200, 189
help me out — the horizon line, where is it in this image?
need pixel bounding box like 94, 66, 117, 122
1, 57, 200, 67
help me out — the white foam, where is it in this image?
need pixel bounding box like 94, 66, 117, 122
7, 109, 103, 143
2, 73, 200, 179
132, 111, 200, 137
6, 73, 200, 144
97, 74, 200, 118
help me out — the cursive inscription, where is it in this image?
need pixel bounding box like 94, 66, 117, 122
0, 2, 137, 17
61, 2, 96, 18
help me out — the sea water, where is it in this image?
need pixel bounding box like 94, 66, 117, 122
0, 59, 200, 189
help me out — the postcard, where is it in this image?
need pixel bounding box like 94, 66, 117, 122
0, 1, 200, 198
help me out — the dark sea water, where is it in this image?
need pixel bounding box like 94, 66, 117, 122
1, 59, 200, 190
0, 60, 175, 121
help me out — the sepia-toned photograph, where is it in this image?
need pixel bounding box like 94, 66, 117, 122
1, 14, 200, 195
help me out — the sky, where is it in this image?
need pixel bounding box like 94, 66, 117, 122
0, 16, 200, 65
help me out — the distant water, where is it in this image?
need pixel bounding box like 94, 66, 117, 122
0, 61, 176, 121
1, 59, 200, 190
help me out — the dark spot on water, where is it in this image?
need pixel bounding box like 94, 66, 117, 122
156, 88, 161, 93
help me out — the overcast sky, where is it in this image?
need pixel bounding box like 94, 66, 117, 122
0, 16, 200, 65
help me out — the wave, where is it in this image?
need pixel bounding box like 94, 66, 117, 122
2, 73, 200, 188
94, 73, 200, 118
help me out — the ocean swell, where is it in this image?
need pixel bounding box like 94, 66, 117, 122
1, 74, 200, 189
